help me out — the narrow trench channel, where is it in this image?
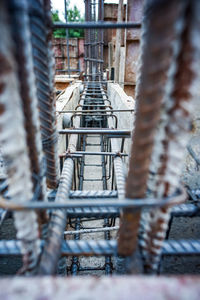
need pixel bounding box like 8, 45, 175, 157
65, 82, 120, 276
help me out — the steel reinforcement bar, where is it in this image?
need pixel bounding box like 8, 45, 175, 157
0, 0, 41, 274
2, 239, 200, 257
38, 84, 84, 275
29, 0, 59, 189
140, 0, 200, 274
117, 0, 188, 272
53, 22, 141, 29
8, 0, 46, 205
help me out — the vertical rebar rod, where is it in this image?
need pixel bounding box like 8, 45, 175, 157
88, 0, 92, 80
101, 135, 112, 275
98, 0, 104, 81
9, 0, 46, 203
38, 157, 74, 275
85, 0, 103, 81
64, 0, 71, 78
43, 0, 60, 189
140, 0, 200, 274
84, 0, 89, 79
38, 88, 83, 275
71, 134, 86, 275
117, 0, 186, 269
29, 0, 60, 190
115, 0, 123, 83
1, 0, 40, 273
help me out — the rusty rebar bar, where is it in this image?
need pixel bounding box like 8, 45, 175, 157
29, 0, 59, 189
8, 0, 46, 204
140, 0, 200, 274
0, 0, 40, 273
37, 157, 74, 275
38, 93, 83, 274
117, 0, 187, 264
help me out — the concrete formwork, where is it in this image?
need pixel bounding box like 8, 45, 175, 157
123, 0, 144, 98
107, 82, 134, 170
56, 82, 81, 156
103, 0, 144, 99
53, 38, 84, 75
103, 3, 119, 69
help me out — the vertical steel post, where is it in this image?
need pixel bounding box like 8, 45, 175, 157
84, 0, 89, 80
64, 0, 71, 77
115, 0, 123, 83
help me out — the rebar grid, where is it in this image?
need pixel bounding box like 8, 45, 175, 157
84, 0, 104, 81
0, 0, 200, 279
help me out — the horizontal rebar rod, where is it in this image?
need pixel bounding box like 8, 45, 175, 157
83, 92, 104, 95
59, 129, 131, 137
71, 113, 118, 117
57, 109, 134, 113
84, 87, 102, 89
56, 69, 80, 72
83, 81, 107, 84
64, 226, 119, 235
84, 41, 104, 45
66, 203, 200, 218
1, 239, 200, 256
44, 195, 197, 217
59, 151, 128, 157
0, 190, 185, 211
78, 105, 110, 108
69, 190, 118, 199
81, 99, 104, 101
53, 21, 141, 29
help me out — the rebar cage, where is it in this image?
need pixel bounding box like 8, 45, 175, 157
0, 0, 200, 281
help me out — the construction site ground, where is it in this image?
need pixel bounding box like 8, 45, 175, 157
1, 135, 200, 276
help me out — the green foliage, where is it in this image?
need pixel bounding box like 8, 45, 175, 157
52, 5, 84, 39
68, 6, 84, 38
52, 11, 66, 38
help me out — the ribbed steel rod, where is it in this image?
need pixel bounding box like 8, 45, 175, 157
9, 0, 46, 204
29, 0, 59, 189
57, 109, 134, 113
103, 92, 125, 200
53, 21, 141, 29
59, 151, 128, 157
59, 129, 131, 137
38, 81, 83, 275
2, 239, 200, 256
69, 190, 118, 199
0, 193, 186, 212
1, 0, 40, 273
37, 158, 73, 275
140, 0, 200, 274
117, 0, 187, 270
